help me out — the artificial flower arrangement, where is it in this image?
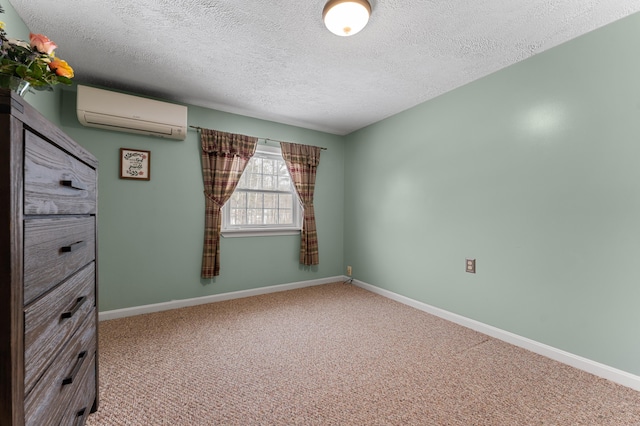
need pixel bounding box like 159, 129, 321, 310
0, 4, 74, 91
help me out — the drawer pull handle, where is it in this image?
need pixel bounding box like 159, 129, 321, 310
61, 240, 87, 253
61, 296, 87, 320
75, 407, 88, 426
60, 179, 88, 191
62, 351, 88, 386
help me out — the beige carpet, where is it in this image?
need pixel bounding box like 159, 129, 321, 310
86, 283, 640, 425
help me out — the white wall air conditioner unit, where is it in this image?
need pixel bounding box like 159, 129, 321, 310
76, 85, 187, 140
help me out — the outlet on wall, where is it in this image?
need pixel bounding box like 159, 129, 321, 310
347, 266, 352, 276
466, 259, 476, 274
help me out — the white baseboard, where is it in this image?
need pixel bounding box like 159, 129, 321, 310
98, 276, 345, 321
99, 275, 640, 391
352, 278, 640, 392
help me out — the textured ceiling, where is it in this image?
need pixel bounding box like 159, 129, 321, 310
10, 0, 640, 135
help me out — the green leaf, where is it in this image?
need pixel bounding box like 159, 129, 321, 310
56, 76, 72, 85
15, 64, 27, 78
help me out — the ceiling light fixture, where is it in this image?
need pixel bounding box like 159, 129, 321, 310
323, 0, 371, 37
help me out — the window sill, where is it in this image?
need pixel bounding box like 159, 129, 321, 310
222, 228, 301, 238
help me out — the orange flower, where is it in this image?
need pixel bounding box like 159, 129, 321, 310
29, 33, 57, 55
49, 59, 74, 78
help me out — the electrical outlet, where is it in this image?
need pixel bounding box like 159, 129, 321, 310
347, 266, 352, 276
466, 259, 476, 274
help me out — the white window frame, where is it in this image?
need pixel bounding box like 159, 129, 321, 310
221, 144, 302, 238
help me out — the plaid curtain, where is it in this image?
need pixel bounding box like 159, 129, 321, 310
280, 142, 321, 266
201, 129, 257, 278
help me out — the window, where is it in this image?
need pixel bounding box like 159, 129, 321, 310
222, 144, 302, 237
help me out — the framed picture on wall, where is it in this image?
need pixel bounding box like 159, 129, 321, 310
120, 148, 150, 180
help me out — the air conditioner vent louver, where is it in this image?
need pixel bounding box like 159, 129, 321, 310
76, 85, 187, 140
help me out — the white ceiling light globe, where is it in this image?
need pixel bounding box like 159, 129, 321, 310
323, 0, 371, 37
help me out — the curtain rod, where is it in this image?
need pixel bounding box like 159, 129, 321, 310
189, 126, 327, 150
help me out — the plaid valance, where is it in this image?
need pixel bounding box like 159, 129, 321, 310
201, 128, 257, 158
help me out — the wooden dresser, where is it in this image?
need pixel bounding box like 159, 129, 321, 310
0, 90, 99, 425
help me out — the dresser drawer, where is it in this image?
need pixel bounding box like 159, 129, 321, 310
59, 354, 96, 426
24, 217, 95, 305
25, 314, 96, 426
24, 130, 96, 215
24, 262, 95, 395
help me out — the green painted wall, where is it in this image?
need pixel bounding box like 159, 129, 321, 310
344, 12, 640, 376
54, 87, 344, 312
